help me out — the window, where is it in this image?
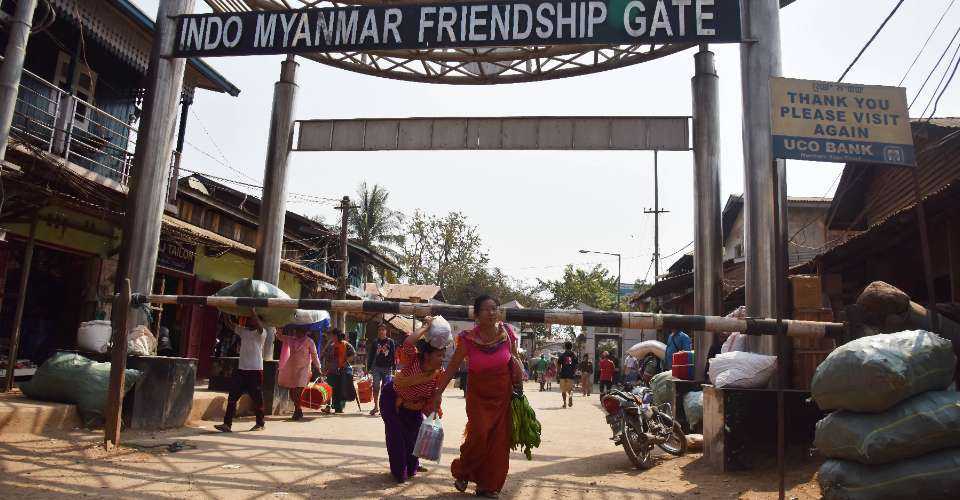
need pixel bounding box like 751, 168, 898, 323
235, 225, 255, 245
218, 217, 236, 239
177, 200, 193, 221
202, 211, 217, 232
189, 205, 204, 226
54, 51, 97, 130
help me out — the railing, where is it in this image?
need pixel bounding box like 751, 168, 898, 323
9, 67, 176, 202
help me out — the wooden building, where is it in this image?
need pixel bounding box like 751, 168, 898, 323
815, 118, 960, 315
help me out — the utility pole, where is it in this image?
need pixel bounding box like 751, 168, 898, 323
108, 0, 195, 447
644, 151, 670, 286
0, 0, 37, 162
692, 43, 723, 382
336, 196, 350, 331
254, 54, 298, 360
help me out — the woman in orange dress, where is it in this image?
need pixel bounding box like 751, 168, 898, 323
433, 295, 523, 498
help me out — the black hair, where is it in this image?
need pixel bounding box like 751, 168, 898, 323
416, 338, 441, 364
335, 329, 346, 341
473, 294, 500, 311
564, 341, 573, 350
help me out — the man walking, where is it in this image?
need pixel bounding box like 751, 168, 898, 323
534, 354, 548, 391
215, 314, 267, 433
557, 342, 578, 408
578, 356, 594, 396
367, 323, 396, 416
599, 351, 617, 394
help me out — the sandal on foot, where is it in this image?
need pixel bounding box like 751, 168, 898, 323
454, 479, 468, 492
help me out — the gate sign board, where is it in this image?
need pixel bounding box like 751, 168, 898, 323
172, 0, 743, 58
771, 77, 915, 166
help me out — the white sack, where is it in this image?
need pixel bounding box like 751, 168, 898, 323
708, 351, 777, 388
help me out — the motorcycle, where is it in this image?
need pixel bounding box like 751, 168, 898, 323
600, 384, 687, 469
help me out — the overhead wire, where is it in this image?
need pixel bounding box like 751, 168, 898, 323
837, 0, 907, 82
923, 42, 960, 119
899, 0, 957, 86
909, 23, 960, 109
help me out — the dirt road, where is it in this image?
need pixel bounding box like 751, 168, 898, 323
0, 382, 821, 498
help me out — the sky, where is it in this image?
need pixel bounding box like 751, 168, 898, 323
134, 0, 960, 289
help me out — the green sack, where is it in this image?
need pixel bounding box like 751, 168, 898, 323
814, 391, 960, 465
811, 330, 956, 413
213, 278, 295, 327
650, 371, 676, 406
683, 390, 704, 432
818, 448, 960, 500
20, 352, 141, 428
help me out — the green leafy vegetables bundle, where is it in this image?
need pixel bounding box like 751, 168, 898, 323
510, 394, 542, 460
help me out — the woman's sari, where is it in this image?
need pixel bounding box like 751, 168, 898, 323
450, 324, 516, 493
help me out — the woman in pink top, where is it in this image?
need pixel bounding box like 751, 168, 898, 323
433, 295, 523, 498
277, 325, 322, 421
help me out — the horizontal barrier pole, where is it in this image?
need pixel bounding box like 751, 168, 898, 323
135, 294, 846, 339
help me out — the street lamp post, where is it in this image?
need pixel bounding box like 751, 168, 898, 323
579, 249, 622, 310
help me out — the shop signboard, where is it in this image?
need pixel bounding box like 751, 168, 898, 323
173, 0, 743, 58
157, 239, 196, 275
771, 77, 915, 166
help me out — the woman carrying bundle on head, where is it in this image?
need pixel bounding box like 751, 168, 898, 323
381, 316, 450, 483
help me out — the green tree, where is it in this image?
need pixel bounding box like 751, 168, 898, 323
349, 182, 404, 281
536, 264, 619, 310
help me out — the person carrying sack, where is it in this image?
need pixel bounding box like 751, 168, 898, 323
215, 315, 268, 433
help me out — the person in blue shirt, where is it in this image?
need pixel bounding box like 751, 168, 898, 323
663, 329, 693, 370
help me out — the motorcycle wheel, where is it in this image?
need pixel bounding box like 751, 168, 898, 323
621, 417, 654, 469
656, 419, 688, 457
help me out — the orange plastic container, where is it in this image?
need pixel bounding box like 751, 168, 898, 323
357, 378, 373, 403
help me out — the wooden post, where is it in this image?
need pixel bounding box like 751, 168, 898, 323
2, 211, 38, 392
104, 278, 132, 447
336, 196, 350, 330
911, 170, 939, 331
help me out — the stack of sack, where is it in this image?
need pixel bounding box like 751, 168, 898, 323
811, 330, 960, 500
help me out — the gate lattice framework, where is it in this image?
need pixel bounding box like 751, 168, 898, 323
202, 0, 694, 84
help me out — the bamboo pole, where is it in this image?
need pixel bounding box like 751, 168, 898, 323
135, 294, 845, 340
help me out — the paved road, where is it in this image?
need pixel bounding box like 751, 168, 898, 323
0, 382, 821, 499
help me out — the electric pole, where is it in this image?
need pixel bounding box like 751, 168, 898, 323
335, 196, 350, 331
644, 151, 670, 286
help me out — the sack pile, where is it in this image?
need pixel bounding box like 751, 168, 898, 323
20, 352, 142, 427
812, 330, 960, 500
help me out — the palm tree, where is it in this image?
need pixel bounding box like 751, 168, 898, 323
349, 182, 404, 282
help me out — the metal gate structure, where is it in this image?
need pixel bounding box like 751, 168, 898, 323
0, 2, 801, 496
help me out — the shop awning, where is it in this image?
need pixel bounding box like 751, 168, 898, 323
161, 215, 336, 289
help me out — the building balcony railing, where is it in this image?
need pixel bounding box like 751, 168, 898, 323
9, 67, 178, 202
